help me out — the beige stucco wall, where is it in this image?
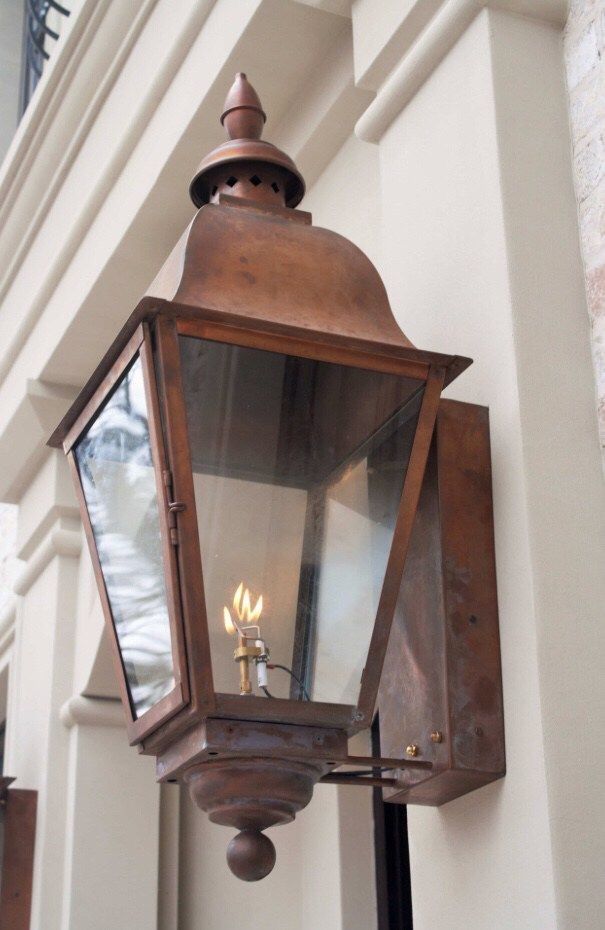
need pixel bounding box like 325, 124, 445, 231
565, 0, 605, 461
0, 2, 603, 929
0, 503, 17, 615
372, 9, 604, 927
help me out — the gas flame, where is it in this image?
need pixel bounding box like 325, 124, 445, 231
223, 582, 263, 636
223, 606, 237, 636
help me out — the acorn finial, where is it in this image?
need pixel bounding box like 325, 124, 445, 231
189, 72, 304, 208
220, 72, 266, 141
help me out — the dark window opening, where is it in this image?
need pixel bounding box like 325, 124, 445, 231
21, 1, 71, 114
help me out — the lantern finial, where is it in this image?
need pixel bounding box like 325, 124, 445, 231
189, 73, 305, 209
220, 72, 266, 141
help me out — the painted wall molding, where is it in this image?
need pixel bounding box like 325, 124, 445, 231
60, 694, 124, 730
292, 0, 353, 14
355, 0, 569, 144
0, 0, 115, 237
13, 516, 81, 597
273, 29, 374, 190
17, 501, 80, 563
0, 0, 219, 393
0, 597, 17, 661
0, 381, 79, 503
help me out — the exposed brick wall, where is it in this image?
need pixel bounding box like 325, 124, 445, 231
565, 0, 605, 465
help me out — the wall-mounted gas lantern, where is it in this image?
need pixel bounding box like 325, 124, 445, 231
49, 74, 505, 881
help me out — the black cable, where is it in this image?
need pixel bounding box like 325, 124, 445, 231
261, 685, 274, 699
267, 663, 311, 701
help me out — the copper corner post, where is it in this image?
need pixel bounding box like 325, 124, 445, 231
0, 779, 37, 930
48, 72, 504, 881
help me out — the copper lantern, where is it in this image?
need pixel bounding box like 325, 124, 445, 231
49, 74, 504, 881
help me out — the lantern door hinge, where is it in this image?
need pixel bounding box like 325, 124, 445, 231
162, 469, 185, 545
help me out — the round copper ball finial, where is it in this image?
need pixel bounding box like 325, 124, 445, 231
221, 72, 266, 141
226, 829, 276, 882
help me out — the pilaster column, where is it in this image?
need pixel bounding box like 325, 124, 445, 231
4, 450, 162, 930
4, 452, 81, 930
59, 697, 160, 930
356, 5, 605, 929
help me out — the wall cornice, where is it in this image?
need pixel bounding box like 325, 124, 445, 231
356, 0, 482, 142
0, 0, 115, 236
0, 0, 219, 392
293, 0, 353, 13
355, 0, 569, 144
60, 695, 124, 729
0, 597, 17, 661
273, 30, 374, 190
13, 516, 81, 597
0, 380, 78, 503
0, 0, 158, 318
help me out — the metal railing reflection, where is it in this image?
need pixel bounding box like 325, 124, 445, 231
21, 0, 70, 113
76, 358, 175, 719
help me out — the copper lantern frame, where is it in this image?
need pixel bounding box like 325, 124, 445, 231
49, 74, 504, 881
0, 778, 37, 930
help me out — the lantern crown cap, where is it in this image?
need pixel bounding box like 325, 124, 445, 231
189, 73, 305, 210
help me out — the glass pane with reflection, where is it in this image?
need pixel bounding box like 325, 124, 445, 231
75, 355, 175, 718
180, 337, 423, 706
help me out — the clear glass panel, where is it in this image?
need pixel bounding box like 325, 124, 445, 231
180, 337, 423, 706
75, 355, 176, 718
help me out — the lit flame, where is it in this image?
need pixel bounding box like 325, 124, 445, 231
223, 606, 237, 635
223, 582, 263, 636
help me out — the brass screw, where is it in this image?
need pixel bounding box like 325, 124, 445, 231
406, 744, 419, 757
430, 731, 443, 743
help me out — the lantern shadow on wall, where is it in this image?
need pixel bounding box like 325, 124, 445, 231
49, 74, 505, 881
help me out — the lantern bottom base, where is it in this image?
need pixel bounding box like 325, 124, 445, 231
184, 756, 325, 830
183, 757, 326, 880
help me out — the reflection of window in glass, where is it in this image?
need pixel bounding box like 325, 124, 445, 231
75, 356, 175, 718
180, 337, 423, 705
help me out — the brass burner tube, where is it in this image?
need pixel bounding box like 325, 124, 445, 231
234, 635, 261, 694
237, 648, 251, 694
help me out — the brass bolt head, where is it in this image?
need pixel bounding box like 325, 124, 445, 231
430, 731, 443, 743
406, 744, 419, 757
